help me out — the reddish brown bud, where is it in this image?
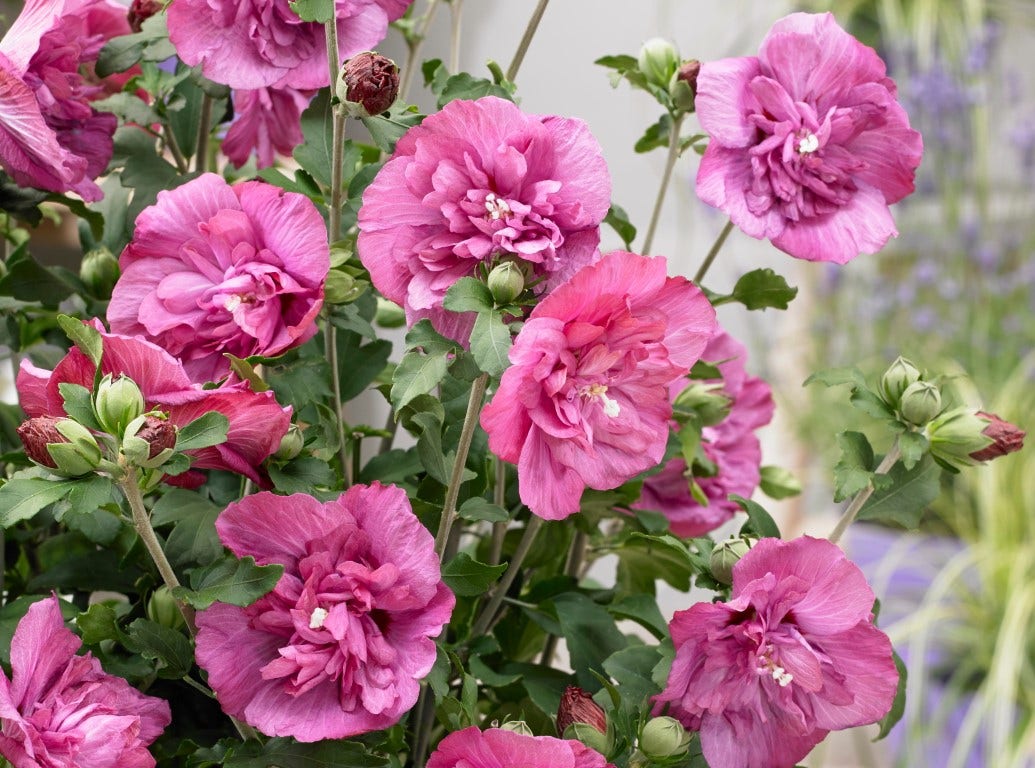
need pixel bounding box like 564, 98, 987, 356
17, 416, 65, 468
128, 0, 162, 33
557, 685, 607, 735
136, 415, 177, 459
338, 52, 400, 116
676, 59, 701, 97
970, 411, 1025, 461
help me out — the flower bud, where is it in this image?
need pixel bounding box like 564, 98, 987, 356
498, 720, 534, 737
273, 423, 305, 461
17, 416, 102, 476
323, 270, 363, 304
639, 716, 691, 758
669, 59, 700, 113
898, 380, 942, 426
638, 38, 680, 90
710, 537, 753, 585
122, 414, 176, 468
565, 722, 612, 756
337, 52, 399, 117
146, 586, 185, 630
879, 356, 922, 408
94, 374, 146, 436
80, 247, 120, 297
557, 686, 607, 735
926, 406, 993, 470
969, 411, 1025, 462
127, 0, 162, 33
487, 261, 526, 305
672, 381, 731, 427
136, 414, 177, 458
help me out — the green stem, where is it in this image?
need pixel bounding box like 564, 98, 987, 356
488, 459, 507, 566
506, 0, 550, 82
693, 219, 734, 285
828, 439, 902, 545
448, 0, 464, 74
435, 373, 490, 558
641, 113, 686, 256
411, 684, 436, 768
399, 0, 443, 102
194, 94, 213, 174
325, 323, 351, 485
164, 123, 189, 173
325, 16, 340, 99
329, 110, 346, 244
470, 516, 543, 637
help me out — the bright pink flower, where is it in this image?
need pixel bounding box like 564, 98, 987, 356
195, 485, 455, 742
480, 251, 716, 520
167, 0, 412, 90
223, 86, 315, 169
0, 0, 129, 202
653, 536, 898, 768
427, 727, 611, 768
634, 329, 774, 537
108, 173, 329, 383
358, 96, 611, 341
16, 321, 291, 485
0, 595, 170, 767
695, 12, 923, 264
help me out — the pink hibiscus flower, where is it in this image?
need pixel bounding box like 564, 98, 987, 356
357, 96, 611, 341
0, 595, 171, 768
695, 12, 923, 263
0, 0, 130, 202
480, 251, 716, 521
223, 86, 315, 169
195, 485, 455, 741
428, 727, 611, 768
653, 536, 899, 768
107, 173, 329, 384
167, 0, 412, 90
16, 321, 291, 485
634, 328, 774, 537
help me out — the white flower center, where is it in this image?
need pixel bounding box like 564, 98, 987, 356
797, 133, 820, 154
757, 650, 794, 687
309, 607, 329, 629
484, 193, 512, 221
581, 383, 620, 417
224, 294, 243, 312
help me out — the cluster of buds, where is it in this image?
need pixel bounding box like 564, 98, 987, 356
336, 52, 400, 118
878, 357, 941, 426
637, 38, 700, 114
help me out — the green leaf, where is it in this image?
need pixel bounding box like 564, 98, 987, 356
468, 655, 522, 687
358, 109, 424, 155
602, 645, 664, 711
604, 204, 637, 249
0, 246, 77, 306
391, 347, 451, 412
436, 72, 515, 108
458, 497, 509, 523
470, 311, 512, 376
727, 268, 798, 310
833, 431, 874, 502
594, 54, 639, 73
0, 476, 77, 527
177, 555, 283, 609
858, 454, 941, 530
443, 277, 495, 313
729, 494, 782, 539
337, 337, 392, 402
95, 15, 175, 77
553, 592, 628, 691
59, 383, 101, 430
287, 0, 335, 22
442, 553, 507, 597
758, 465, 802, 500
269, 457, 337, 495
92, 92, 162, 127
57, 315, 103, 366
803, 366, 867, 389
634, 113, 673, 153
58, 476, 120, 545
897, 431, 929, 470
850, 386, 896, 420
76, 602, 122, 645
125, 619, 194, 679
615, 533, 695, 594
608, 594, 668, 640
174, 412, 229, 451
875, 648, 908, 740
151, 489, 224, 567
225, 737, 389, 768
358, 448, 423, 484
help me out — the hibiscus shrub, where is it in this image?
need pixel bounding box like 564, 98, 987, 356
0, 3, 1025, 768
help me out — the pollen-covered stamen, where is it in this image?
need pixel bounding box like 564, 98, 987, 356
580, 383, 620, 417
484, 193, 512, 221
224, 295, 243, 312
756, 649, 794, 687
309, 606, 329, 629
797, 132, 819, 154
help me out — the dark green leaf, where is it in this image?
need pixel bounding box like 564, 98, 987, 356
729, 494, 781, 539
57, 315, 102, 366
59, 476, 120, 545
608, 594, 668, 640
269, 456, 337, 495
125, 618, 194, 679
337, 337, 392, 402
95, 16, 175, 77
553, 592, 627, 691
287, 0, 334, 22
442, 553, 506, 597
858, 454, 940, 529
391, 347, 451, 412
225, 737, 389, 768
77, 602, 122, 645
615, 533, 694, 594
0, 246, 77, 306
897, 431, 929, 470
92, 92, 162, 127
444, 277, 494, 313
602, 645, 664, 710
803, 367, 867, 389
850, 387, 896, 420
604, 204, 637, 249
728, 268, 798, 310
634, 113, 673, 153
833, 431, 875, 502
358, 448, 423, 484
468, 655, 522, 687
178, 555, 283, 609
875, 647, 907, 740
174, 412, 229, 451
59, 383, 101, 430
0, 476, 77, 527
436, 72, 514, 108
458, 497, 509, 523
471, 311, 512, 376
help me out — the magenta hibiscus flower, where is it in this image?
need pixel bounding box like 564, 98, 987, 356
108, 173, 329, 384
427, 727, 611, 768
223, 86, 315, 169
0, 0, 130, 201
695, 12, 923, 263
634, 328, 774, 537
480, 251, 716, 520
16, 321, 290, 485
653, 536, 898, 768
167, 0, 412, 90
0, 595, 171, 767
358, 96, 611, 341
195, 485, 455, 741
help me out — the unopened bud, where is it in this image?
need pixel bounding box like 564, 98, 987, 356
146, 586, 185, 630
639, 716, 691, 758
669, 59, 700, 113
17, 416, 101, 476
136, 414, 177, 458
673, 381, 731, 427
323, 270, 363, 304
557, 686, 607, 735
565, 722, 612, 756
638, 38, 680, 90
969, 411, 1025, 462
80, 247, 120, 297
898, 380, 942, 426
880, 356, 922, 408
337, 52, 400, 117
710, 537, 753, 585
273, 423, 304, 461
926, 407, 993, 470
94, 374, 145, 436
498, 720, 533, 737
487, 261, 525, 305
127, 0, 162, 32
122, 413, 176, 467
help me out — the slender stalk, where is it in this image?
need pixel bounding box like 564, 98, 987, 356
828, 439, 902, 544
379, 410, 398, 455
448, 0, 464, 75
693, 219, 735, 285
329, 110, 346, 244
399, 0, 443, 102
325, 16, 340, 99
471, 516, 543, 637
506, 0, 550, 82
411, 683, 436, 768
163, 123, 189, 173
194, 94, 213, 174
641, 113, 686, 255
326, 324, 351, 485
488, 459, 507, 566
435, 373, 490, 557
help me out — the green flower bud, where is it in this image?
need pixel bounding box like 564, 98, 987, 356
563, 722, 613, 756
926, 406, 995, 470
80, 247, 120, 297
94, 374, 145, 436
710, 537, 753, 585
499, 720, 534, 737
375, 297, 406, 328
638, 38, 680, 90
668, 59, 700, 113
487, 261, 525, 305
639, 716, 691, 758
673, 381, 731, 427
18, 416, 102, 476
273, 423, 305, 461
147, 586, 185, 630
879, 356, 921, 408
323, 270, 363, 304
899, 380, 942, 426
